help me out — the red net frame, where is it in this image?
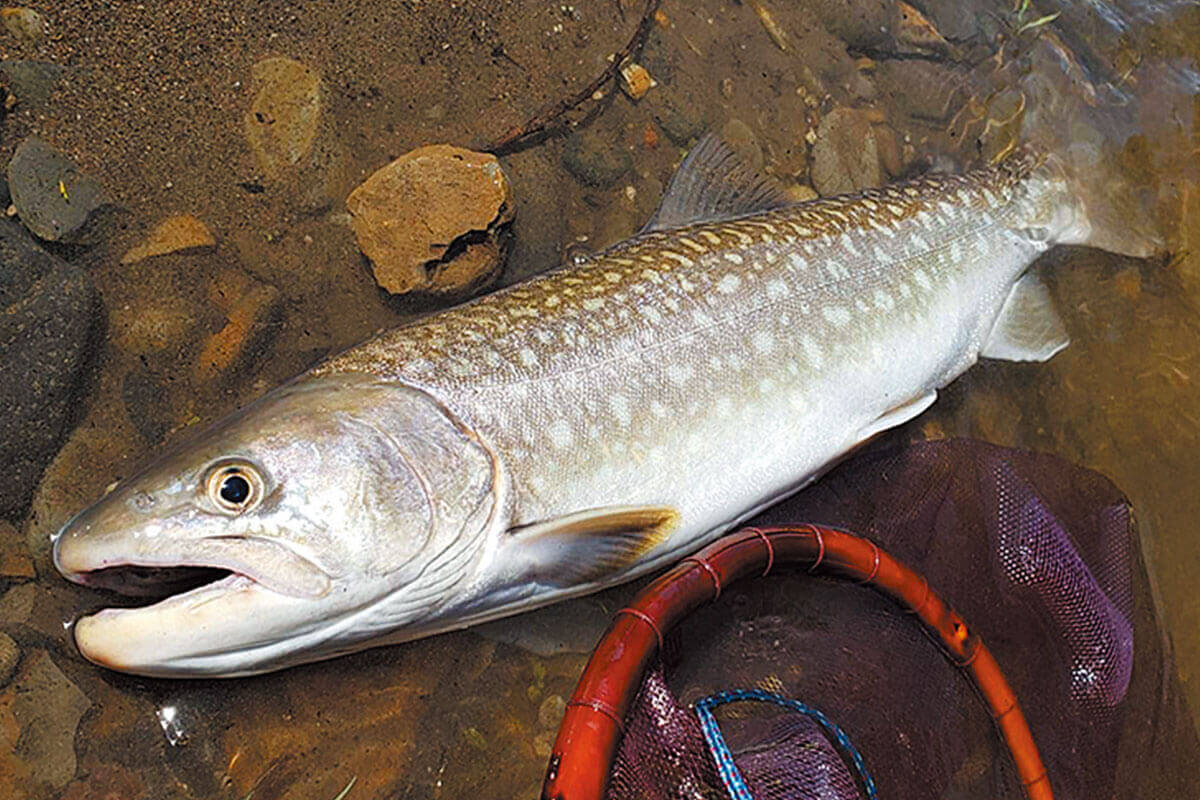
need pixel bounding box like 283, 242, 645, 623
540, 524, 1052, 800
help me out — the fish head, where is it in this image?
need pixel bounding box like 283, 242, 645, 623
53, 372, 501, 677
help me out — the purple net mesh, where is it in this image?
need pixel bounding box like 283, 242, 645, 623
605, 440, 1199, 800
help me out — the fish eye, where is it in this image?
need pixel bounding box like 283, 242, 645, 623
204, 462, 264, 514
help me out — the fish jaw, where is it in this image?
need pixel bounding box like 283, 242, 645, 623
70, 575, 382, 678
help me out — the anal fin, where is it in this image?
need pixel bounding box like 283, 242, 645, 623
509, 506, 678, 586
981, 272, 1069, 362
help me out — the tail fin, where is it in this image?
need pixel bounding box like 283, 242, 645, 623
1017, 37, 1164, 258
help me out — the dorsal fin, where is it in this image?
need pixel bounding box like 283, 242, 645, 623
642, 133, 792, 233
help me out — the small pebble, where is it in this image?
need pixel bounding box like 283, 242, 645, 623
0, 7, 43, 42
120, 213, 215, 264
538, 694, 567, 729
562, 130, 632, 188
244, 57, 323, 179
7, 137, 106, 242
618, 61, 655, 101
0, 632, 19, 686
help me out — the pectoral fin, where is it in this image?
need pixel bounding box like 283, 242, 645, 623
509, 506, 678, 586
980, 272, 1069, 362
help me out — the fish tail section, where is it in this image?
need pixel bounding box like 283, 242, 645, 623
1017, 39, 1163, 258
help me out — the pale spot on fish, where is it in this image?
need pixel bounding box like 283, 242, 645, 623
549, 419, 573, 449
767, 279, 789, 301
822, 305, 851, 327
913, 269, 932, 290
518, 348, 538, 368
717, 274, 741, 294
663, 251, 694, 267
583, 298, 604, 311
752, 331, 774, 354
605, 272, 623, 283
873, 290, 895, 311
667, 363, 693, 385
609, 394, 631, 427
724, 253, 744, 266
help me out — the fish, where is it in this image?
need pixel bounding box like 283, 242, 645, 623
51, 128, 1155, 677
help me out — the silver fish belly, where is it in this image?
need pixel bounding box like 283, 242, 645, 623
53, 143, 1099, 676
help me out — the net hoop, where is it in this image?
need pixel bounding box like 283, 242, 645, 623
540, 524, 1053, 800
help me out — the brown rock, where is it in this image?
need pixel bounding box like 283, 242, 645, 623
0, 521, 34, 579
811, 107, 883, 196
244, 57, 323, 179
119, 214, 215, 264
194, 275, 283, 383
58, 763, 145, 800
0, 634, 17, 686
0, 7, 43, 43
1, 649, 91, 790
346, 145, 513, 297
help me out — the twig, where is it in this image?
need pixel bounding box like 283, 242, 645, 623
486, 0, 661, 154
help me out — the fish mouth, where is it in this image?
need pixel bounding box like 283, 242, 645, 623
69, 563, 234, 599
55, 534, 338, 676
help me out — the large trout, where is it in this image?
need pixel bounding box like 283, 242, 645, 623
52, 133, 1152, 676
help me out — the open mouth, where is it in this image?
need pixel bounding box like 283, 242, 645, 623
73, 564, 235, 599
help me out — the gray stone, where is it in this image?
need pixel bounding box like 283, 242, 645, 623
652, 97, 704, 146
0, 218, 97, 516
0, 60, 65, 107
562, 129, 632, 189
7, 137, 106, 242
811, 107, 883, 196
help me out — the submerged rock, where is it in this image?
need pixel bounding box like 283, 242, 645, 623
347, 144, 514, 296
0, 60, 64, 107
0, 218, 97, 517
0, 521, 34, 579
7, 137, 106, 242
244, 57, 323, 179
1, 649, 91, 790
0, 7, 43, 43
119, 213, 215, 264
562, 129, 633, 188
810, 107, 884, 196
0, 633, 17, 686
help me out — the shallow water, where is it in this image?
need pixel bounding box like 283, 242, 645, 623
2, 0, 1200, 797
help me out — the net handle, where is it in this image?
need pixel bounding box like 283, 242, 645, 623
540, 524, 1053, 800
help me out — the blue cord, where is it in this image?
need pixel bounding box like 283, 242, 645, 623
694, 688, 879, 800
